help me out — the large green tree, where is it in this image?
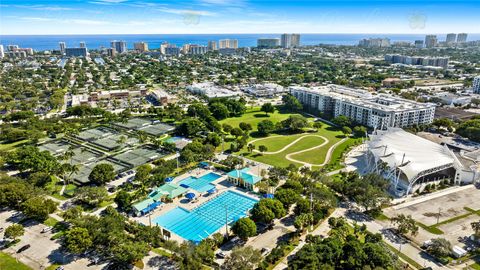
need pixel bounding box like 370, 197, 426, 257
232, 217, 257, 240
4, 224, 24, 240
222, 246, 262, 270
64, 227, 93, 254
89, 163, 116, 185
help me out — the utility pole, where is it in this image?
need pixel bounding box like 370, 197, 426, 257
225, 205, 229, 237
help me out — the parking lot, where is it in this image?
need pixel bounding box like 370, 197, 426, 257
0, 210, 62, 269
384, 186, 480, 251
385, 186, 480, 226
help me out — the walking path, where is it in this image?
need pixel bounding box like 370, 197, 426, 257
251, 135, 328, 155
287, 137, 348, 167
250, 133, 349, 167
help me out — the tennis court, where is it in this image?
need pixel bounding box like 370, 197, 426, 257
138, 123, 175, 136
177, 172, 222, 192
111, 146, 167, 167
114, 118, 152, 130
38, 140, 71, 155
90, 134, 139, 151
153, 191, 258, 242
76, 127, 114, 141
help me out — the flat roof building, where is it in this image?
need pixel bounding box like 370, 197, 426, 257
134, 42, 149, 52
257, 38, 280, 48
65, 47, 88, 57
111, 40, 127, 54
473, 76, 480, 94
281, 34, 300, 48
219, 39, 238, 49
290, 84, 436, 130
187, 82, 240, 98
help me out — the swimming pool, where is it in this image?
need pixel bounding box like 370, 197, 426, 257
153, 191, 258, 243
178, 172, 222, 192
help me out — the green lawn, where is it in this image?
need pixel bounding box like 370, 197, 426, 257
220, 107, 354, 168
0, 139, 29, 152
219, 107, 309, 133
0, 252, 32, 270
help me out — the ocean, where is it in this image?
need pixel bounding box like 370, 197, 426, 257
1, 34, 479, 51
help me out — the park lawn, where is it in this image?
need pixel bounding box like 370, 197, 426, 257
288, 129, 346, 166
241, 131, 339, 168
0, 252, 32, 270
0, 139, 29, 152
249, 133, 311, 153
243, 124, 345, 167
219, 107, 312, 133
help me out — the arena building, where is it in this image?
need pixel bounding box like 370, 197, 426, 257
290, 84, 436, 129
366, 128, 478, 196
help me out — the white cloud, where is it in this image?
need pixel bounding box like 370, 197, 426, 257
157, 7, 216, 16
1, 4, 74, 11
89, 0, 128, 5
199, 0, 245, 6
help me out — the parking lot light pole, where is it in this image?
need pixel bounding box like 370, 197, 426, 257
225, 205, 229, 237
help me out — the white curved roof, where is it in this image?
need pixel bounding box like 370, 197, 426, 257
368, 128, 457, 182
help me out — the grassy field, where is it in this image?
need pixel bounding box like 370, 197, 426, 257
221, 107, 354, 168
0, 139, 29, 152
0, 252, 31, 270
219, 107, 308, 133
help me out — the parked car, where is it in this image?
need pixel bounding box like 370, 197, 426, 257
261, 247, 271, 256
55, 266, 65, 270
17, 244, 31, 253
216, 252, 226, 259
41, 227, 53, 233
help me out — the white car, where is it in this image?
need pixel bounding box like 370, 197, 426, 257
41, 227, 53, 233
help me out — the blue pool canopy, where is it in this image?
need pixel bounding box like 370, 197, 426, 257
165, 177, 174, 182
263, 194, 274, 199
186, 192, 196, 200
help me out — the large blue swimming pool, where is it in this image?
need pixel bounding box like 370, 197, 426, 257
153, 191, 258, 242
178, 172, 222, 192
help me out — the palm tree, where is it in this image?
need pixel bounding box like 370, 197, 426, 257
247, 144, 255, 153
472, 221, 480, 238
300, 166, 311, 176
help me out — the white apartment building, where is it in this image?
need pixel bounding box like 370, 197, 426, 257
290, 85, 436, 129
219, 39, 238, 49
473, 76, 480, 94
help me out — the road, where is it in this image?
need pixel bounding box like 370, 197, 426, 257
272, 205, 445, 270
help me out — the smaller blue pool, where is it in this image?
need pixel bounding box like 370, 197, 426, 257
178, 172, 222, 192
166, 136, 183, 143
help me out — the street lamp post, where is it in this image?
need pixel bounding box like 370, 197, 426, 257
225, 205, 229, 237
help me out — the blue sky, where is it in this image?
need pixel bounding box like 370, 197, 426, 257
0, 0, 479, 35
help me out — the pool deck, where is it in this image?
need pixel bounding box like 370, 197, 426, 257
130, 168, 261, 243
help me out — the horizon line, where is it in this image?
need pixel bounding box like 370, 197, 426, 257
2, 32, 479, 37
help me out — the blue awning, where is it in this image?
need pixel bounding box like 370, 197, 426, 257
207, 187, 217, 194
165, 177, 174, 182
263, 194, 274, 199
185, 192, 196, 200
180, 184, 190, 188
